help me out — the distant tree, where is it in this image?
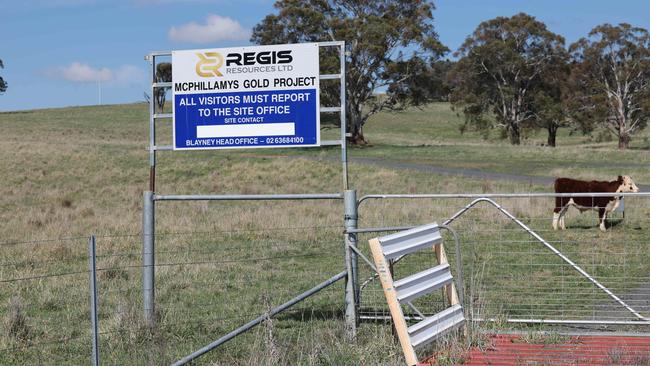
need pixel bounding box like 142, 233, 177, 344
0, 59, 7, 94
430, 59, 455, 102
531, 49, 573, 147
388, 59, 454, 104
569, 23, 650, 149
251, 0, 448, 144
448, 13, 566, 145
155, 62, 172, 111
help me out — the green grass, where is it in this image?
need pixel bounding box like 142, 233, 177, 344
210, 102, 650, 184
0, 102, 649, 365
360, 103, 650, 183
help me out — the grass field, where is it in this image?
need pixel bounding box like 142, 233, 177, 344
307, 103, 650, 184
0, 102, 649, 365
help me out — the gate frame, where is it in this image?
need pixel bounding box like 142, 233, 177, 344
142, 42, 360, 340
353, 192, 650, 327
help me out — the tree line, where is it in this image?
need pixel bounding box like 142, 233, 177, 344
253, 1, 650, 149
150, 1, 649, 149
447, 14, 650, 149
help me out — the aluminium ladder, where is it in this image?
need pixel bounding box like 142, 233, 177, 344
369, 222, 465, 366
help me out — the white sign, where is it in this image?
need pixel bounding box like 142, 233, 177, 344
172, 43, 320, 150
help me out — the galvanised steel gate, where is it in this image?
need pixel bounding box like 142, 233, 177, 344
352, 192, 650, 329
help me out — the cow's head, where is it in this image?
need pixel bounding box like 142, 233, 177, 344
617, 175, 640, 193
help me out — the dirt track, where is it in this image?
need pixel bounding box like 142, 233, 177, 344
305, 155, 650, 191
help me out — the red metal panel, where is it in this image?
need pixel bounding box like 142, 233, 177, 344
420, 334, 650, 365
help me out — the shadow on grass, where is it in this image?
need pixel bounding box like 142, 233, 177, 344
628, 145, 650, 151
276, 307, 346, 323
565, 218, 624, 230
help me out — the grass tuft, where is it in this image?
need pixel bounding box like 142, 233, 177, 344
4, 296, 31, 342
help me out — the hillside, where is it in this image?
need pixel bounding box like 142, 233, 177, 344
1, 102, 649, 365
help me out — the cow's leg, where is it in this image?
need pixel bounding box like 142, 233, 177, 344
553, 209, 563, 230
598, 208, 607, 232
559, 205, 569, 230
553, 197, 563, 230
558, 199, 573, 230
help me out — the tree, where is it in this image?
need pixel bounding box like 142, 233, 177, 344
448, 13, 566, 145
388, 59, 454, 103
531, 50, 573, 147
155, 62, 172, 111
569, 23, 650, 149
0, 59, 7, 94
251, 0, 448, 144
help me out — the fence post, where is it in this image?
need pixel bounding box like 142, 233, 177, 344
344, 189, 358, 339
143, 191, 155, 326
88, 235, 100, 366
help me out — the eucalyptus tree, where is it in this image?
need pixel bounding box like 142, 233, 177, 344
449, 13, 566, 145
531, 48, 573, 147
569, 23, 650, 149
251, 0, 448, 144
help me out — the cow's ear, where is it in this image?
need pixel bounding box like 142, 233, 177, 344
618, 175, 623, 182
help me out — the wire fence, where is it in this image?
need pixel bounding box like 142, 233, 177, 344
0, 236, 92, 365
2, 193, 649, 365
96, 222, 349, 365
0, 228, 354, 364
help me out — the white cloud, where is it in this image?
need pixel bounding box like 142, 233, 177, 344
46, 62, 112, 83
44, 63, 145, 86
113, 65, 146, 86
168, 14, 250, 44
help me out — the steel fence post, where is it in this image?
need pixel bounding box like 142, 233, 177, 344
344, 189, 358, 339
88, 235, 100, 366
143, 191, 155, 326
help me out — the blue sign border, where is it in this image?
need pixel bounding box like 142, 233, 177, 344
174, 88, 318, 150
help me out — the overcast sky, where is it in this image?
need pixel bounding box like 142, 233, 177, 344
1, 0, 649, 111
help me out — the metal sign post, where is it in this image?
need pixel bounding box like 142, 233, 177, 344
88, 235, 100, 366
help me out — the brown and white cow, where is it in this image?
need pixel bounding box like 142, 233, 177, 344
552, 176, 639, 232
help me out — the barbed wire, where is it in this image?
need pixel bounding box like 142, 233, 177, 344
95, 242, 338, 260
14, 236, 647, 271
151, 224, 342, 237
0, 224, 343, 248
0, 269, 89, 283
0, 333, 88, 354
0, 252, 337, 283
0, 236, 89, 247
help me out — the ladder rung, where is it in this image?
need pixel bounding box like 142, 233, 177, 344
153, 145, 173, 151
321, 106, 341, 113
320, 74, 341, 80
379, 222, 441, 260
394, 263, 452, 303
408, 304, 464, 348
153, 82, 172, 88
320, 140, 342, 146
